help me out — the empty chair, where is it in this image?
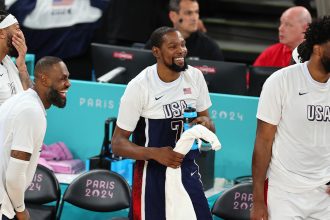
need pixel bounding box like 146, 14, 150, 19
248, 66, 281, 97
212, 182, 253, 220
24, 164, 61, 220
187, 59, 248, 95
91, 43, 155, 84
57, 169, 131, 219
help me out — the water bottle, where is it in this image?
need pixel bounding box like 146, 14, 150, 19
183, 107, 198, 150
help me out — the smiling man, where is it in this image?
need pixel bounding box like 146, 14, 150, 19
0, 10, 32, 106
112, 26, 215, 220
0, 56, 70, 220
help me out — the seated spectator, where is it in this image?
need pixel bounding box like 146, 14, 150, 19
145, 0, 224, 61
7, 0, 109, 80
253, 6, 311, 67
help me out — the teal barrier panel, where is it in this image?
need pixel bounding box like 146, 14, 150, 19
11, 53, 35, 76
44, 80, 125, 160
45, 80, 258, 180
210, 93, 258, 180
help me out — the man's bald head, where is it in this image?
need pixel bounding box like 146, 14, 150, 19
279, 6, 312, 49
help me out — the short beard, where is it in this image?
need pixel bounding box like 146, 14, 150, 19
48, 87, 66, 108
321, 56, 330, 73
167, 58, 188, 72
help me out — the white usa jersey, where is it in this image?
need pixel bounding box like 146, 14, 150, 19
257, 62, 330, 192
116, 64, 212, 220
117, 64, 212, 132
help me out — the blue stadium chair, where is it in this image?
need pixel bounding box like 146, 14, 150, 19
248, 66, 281, 97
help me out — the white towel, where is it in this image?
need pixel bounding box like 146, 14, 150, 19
165, 125, 221, 220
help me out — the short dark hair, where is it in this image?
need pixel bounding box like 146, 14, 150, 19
34, 56, 63, 78
298, 16, 330, 62
150, 26, 177, 48
0, 10, 9, 23
169, 0, 198, 12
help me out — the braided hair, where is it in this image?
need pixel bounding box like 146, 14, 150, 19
298, 16, 330, 62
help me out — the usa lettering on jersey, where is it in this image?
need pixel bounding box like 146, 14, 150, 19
307, 105, 330, 121
163, 100, 188, 118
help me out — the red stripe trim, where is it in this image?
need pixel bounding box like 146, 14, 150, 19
132, 160, 145, 220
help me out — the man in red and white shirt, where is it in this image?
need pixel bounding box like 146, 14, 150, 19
253, 6, 311, 68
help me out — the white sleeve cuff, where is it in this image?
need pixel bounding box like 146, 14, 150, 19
5, 157, 29, 212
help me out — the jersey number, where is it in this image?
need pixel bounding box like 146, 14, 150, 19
171, 120, 183, 143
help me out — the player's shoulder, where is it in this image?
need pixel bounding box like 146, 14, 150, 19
125, 64, 156, 94
186, 65, 203, 74
264, 63, 304, 88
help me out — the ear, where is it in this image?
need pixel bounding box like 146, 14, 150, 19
302, 23, 309, 31
0, 29, 6, 39
313, 44, 322, 57
152, 46, 160, 59
169, 11, 178, 24
40, 74, 50, 87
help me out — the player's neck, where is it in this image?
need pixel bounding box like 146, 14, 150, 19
307, 59, 330, 83
33, 86, 51, 109
157, 64, 180, 83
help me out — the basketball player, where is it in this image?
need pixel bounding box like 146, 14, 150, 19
112, 26, 215, 220
251, 16, 330, 220
0, 56, 71, 220
0, 10, 32, 105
